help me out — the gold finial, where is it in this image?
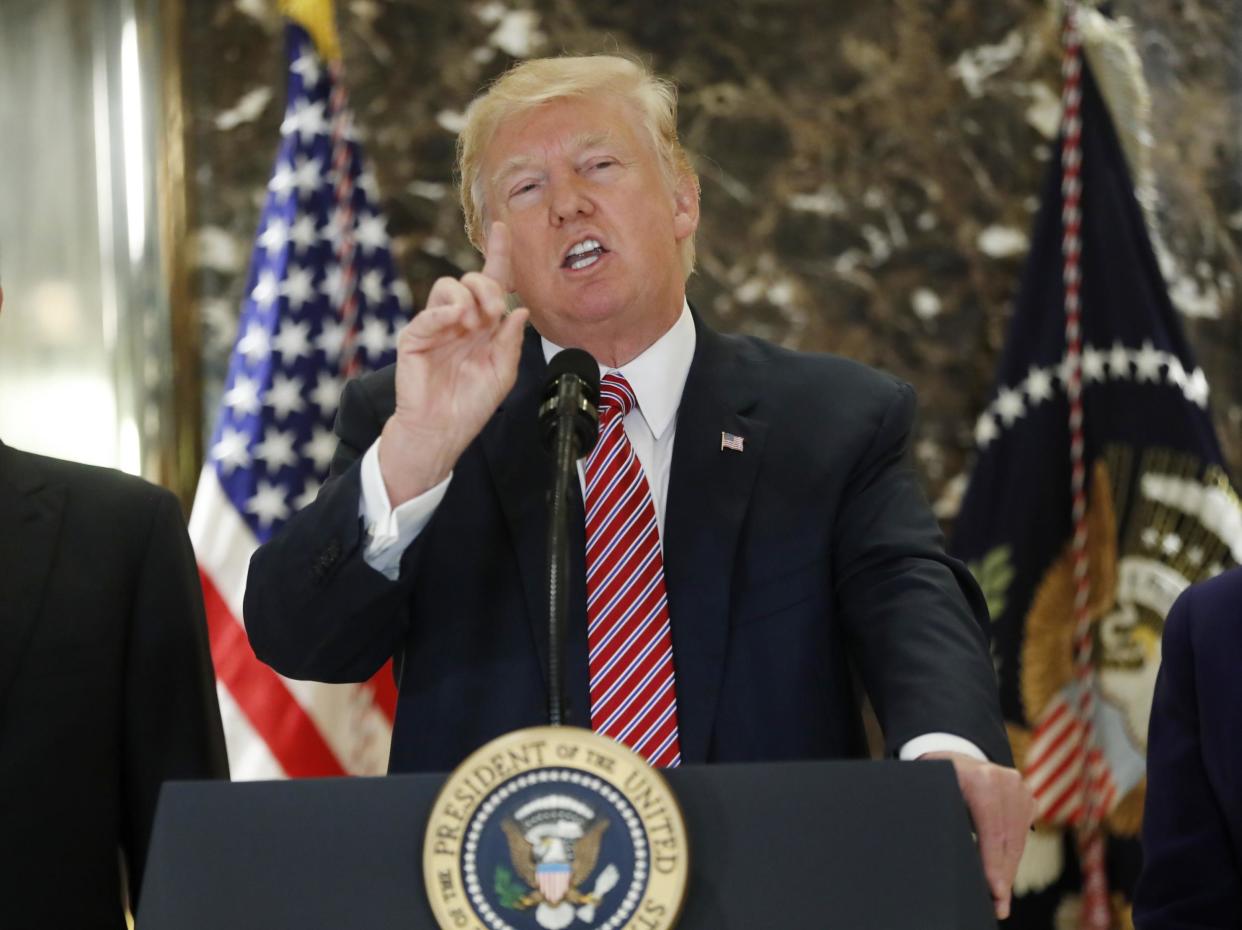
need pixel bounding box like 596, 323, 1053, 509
279, 0, 342, 62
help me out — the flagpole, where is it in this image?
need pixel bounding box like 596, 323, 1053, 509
1059, 5, 1111, 927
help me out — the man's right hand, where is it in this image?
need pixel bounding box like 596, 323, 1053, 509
379, 221, 529, 506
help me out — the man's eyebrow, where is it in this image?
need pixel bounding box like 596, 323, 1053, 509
571, 130, 616, 153
491, 155, 538, 191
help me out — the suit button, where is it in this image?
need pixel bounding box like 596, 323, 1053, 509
313, 538, 342, 579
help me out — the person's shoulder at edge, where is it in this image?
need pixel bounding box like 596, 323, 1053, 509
6, 443, 178, 515
1165, 565, 1242, 643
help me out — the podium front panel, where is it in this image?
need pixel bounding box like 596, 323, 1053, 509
138, 759, 995, 929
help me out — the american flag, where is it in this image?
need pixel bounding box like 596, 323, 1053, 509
189, 11, 407, 779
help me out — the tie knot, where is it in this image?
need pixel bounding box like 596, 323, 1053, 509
599, 372, 637, 418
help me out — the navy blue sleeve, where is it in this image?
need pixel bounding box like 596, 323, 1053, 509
245, 372, 418, 683
1134, 583, 1242, 928
831, 380, 1010, 764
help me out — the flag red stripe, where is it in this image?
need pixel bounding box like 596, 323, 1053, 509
1041, 777, 1083, 825
1026, 711, 1077, 775
1027, 724, 1082, 790
1032, 743, 1084, 801
200, 569, 347, 777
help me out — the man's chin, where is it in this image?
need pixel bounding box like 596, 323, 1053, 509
531, 294, 627, 336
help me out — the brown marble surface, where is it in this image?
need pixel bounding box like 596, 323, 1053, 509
181, 0, 1242, 515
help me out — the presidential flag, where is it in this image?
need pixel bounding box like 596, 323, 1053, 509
189, 0, 409, 779
952, 7, 1240, 927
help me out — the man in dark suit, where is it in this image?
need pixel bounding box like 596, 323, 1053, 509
244, 55, 1033, 916
1134, 567, 1242, 927
0, 288, 229, 927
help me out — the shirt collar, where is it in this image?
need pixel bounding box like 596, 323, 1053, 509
541, 299, 695, 440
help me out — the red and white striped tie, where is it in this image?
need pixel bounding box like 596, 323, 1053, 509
584, 373, 681, 767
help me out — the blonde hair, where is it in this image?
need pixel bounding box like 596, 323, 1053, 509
457, 55, 699, 277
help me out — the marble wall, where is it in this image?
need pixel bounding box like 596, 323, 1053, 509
180, 0, 1242, 515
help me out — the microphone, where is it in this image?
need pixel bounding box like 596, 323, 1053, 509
538, 348, 601, 456
539, 349, 600, 728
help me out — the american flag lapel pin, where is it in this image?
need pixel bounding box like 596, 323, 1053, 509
720, 431, 745, 452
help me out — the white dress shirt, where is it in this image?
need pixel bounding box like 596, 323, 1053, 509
354, 300, 984, 763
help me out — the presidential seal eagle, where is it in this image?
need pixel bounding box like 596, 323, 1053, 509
500, 794, 619, 929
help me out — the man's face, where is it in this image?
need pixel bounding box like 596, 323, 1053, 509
480, 95, 698, 356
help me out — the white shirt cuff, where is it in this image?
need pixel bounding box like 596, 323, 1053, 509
359, 439, 451, 580
898, 733, 988, 763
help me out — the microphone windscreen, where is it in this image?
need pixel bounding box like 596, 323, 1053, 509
540, 348, 601, 455
544, 347, 600, 400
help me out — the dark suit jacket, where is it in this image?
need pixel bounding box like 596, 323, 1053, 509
246, 315, 1010, 772
1134, 567, 1242, 928
0, 443, 228, 929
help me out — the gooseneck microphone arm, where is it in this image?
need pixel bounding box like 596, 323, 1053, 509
538, 350, 600, 727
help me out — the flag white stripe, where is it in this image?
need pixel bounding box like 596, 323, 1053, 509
1034, 756, 1083, 817
189, 466, 257, 622
1028, 736, 1082, 797
216, 682, 286, 780
1027, 719, 1080, 782
1027, 712, 1075, 765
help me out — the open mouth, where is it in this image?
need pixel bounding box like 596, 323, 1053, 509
562, 237, 608, 271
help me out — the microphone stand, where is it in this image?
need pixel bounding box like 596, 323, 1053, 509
546, 375, 583, 727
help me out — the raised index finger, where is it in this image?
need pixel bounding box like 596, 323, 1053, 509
481, 221, 512, 291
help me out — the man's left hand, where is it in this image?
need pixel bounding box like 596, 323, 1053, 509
919, 750, 1035, 920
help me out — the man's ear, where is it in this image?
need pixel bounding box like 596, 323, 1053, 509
672, 173, 700, 242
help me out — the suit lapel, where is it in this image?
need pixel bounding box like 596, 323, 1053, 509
0, 443, 65, 708
663, 319, 767, 763
480, 331, 592, 728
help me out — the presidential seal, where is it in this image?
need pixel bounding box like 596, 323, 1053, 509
991, 446, 1241, 911
423, 727, 688, 930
